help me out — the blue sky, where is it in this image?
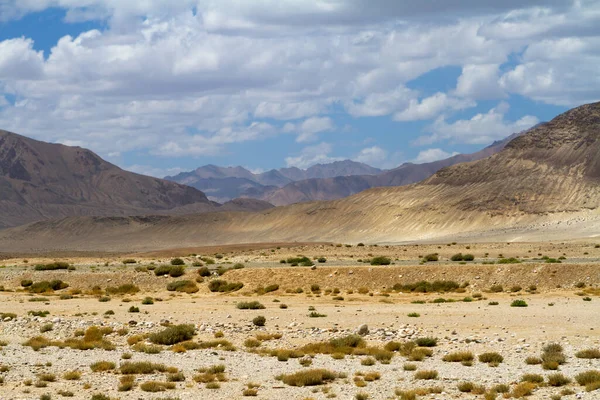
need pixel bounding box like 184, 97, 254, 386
0, 1, 596, 176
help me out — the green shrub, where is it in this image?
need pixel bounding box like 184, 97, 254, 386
511, 299, 528, 307
122, 259, 136, 264
451, 253, 464, 261
370, 256, 391, 266
149, 324, 195, 345
423, 254, 439, 262
208, 280, 243, 293
497, 258, 521, 264
170, 258, 185, 266
34, 262, 70, 271
318, 257, 327, 263
237, 301, 265, 310
168, 265, 185, 277
252, 316, 266, 327
21, 279, 33, 287
393, 280, 459, 293
154, 265, 172, 276
198, 267, 211, 277
166, 280, 198, 293
489, 285, 503, 293
415, 337, 438, 347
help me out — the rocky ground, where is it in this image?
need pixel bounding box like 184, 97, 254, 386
0, 243, 599, 399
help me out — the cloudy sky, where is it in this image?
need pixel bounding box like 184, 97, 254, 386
0, 1, 597, 176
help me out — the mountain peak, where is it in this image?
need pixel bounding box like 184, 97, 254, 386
0, 129, 212, 229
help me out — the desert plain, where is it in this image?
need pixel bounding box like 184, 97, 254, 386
0, 241, 599, 400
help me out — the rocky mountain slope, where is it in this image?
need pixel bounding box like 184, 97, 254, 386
1, 102, 598, 252
0, 131, 269, 229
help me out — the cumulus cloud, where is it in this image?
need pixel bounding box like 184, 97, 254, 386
0, 0, 596, 169
283, 117, 335, 143
419, 102, 539, 145
354, 146, 387, 165
394, 93, 475, 121
454, 64, 505, 100
413, 148, 459, 164
285, 142, 342, 169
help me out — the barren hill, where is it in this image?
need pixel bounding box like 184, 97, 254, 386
0, 130, 214, 228
1, 102, 599, 252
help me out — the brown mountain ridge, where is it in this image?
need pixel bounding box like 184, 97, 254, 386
0, 130, 271, 229
1, 102, 599, 252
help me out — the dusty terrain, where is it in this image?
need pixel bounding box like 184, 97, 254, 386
0, 242, 599, 400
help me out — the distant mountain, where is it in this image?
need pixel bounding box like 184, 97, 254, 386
6, 102, 596, 252
166, 160, 381, 202
252, 132, 525, 205
0, 130, 271, 229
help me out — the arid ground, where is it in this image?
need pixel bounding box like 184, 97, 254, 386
0, 242, 599, 400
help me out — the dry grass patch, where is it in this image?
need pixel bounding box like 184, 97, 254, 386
90, 361, 116, 372
414, 370, 438, 380
277, 369, 342, 387
140, 381, 176, 392
120, 361, 172, 375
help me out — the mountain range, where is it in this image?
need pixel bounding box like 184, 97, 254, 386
165, 160, 382, 203
166, 133, 521, 206
2, 101, 598, 252
0, 130, 272, 229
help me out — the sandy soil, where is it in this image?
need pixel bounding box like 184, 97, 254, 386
0, 243, 599, 399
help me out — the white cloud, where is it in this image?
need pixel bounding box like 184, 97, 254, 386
413, 148, 459, 164
500, 36, 600, 106
124, 164, 185, 178
0, 1, 596, 167
284, 117, 335, 143
419, 102, 539, 145
454, 64, 505, 100
354, 146, 387, 165
394, 93, 475, 121
0, 38, 44, 79
285, 142, 342, 169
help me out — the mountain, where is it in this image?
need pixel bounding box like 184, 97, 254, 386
166, 160, 381, 202
0, 130, 270, 229
254, 132, 521, 205
3, 101, 598, 252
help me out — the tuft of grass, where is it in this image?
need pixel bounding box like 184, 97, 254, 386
62, 371, 81, 381
277, 369, 341, 386
576, 348, 600, 359
120, 361, 169, 375
479, 352, 503, 365
414, 370, 438, 380
547, 373, 571, 387
90, 361, 116, 372
521, 373, 544, 383
442, 351, 474, 363
139, 381, 176, 392
415, 337, 437, 347
575, 370, 600, 386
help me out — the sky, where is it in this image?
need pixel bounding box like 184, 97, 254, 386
0, 1, 597, 177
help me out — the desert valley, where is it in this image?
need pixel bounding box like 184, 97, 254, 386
1, 2, 600, 400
